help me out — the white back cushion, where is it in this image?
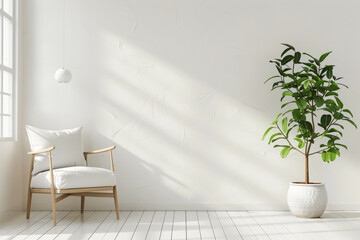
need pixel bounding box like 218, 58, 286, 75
26, 125, 85, 175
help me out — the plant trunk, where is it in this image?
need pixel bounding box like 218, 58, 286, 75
305, 154, 309, 184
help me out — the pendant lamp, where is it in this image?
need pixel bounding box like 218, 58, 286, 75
55, 0, 72, 83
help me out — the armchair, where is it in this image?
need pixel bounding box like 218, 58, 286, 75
25, 126, 119, 226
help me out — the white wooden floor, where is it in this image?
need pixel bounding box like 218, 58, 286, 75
1, 211, 360, 240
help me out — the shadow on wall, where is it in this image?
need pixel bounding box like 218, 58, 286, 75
30, 31, 301, 211
31, 0, 316, 210
77, 31, 303, 209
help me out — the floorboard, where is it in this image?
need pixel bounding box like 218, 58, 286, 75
132, 211, 155, 240
186, 211, 201, 239
37, 211, 81, 240
13, 211, 69, 240
0, 211, 50, 240
159, 211, 174, 240
208, 211, 226, 240
197, 211, 215, 240
116, 211, 143, 240
146, 211, 165, 240
88, 211, 117, 240
0, 210, 359, 239
102, 210, 131, 240
216, 211, 242, 240
172, 211, 186, 240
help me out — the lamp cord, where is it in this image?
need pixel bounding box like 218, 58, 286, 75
62, 0, 65, 68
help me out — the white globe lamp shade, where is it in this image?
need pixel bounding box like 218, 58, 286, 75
55, 68, 72, 83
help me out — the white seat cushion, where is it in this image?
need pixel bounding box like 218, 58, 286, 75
31, 166, 116, 189
26, 125, 86, 175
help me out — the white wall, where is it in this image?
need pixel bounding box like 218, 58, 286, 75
0, 142, 24, 212
21, 0, 360, 210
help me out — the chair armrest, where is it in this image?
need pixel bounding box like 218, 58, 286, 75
83, 146, 116, 155
83, 146, 116, 172
28, 146, 55, 155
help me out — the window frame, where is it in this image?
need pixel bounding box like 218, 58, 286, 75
0, 0, 17, 141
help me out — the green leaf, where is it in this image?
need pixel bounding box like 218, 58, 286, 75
303, 80, 310, 89
292, 109, 301, 120
280, 146, 291, 158
338, 83, 349, 88
333, 123, 344, 129
303, 52, 316, 60
294, 138, 305, 148
286, 126, 296, 138
281, 48, 292, 57
335, 149, 340, 157
343, 109, 353, 118
326, 104, 339, 113
329, 82, 340, 91
328, 128, 343, 137
334, 97, 343, 109
344, 118, 357, 129
321, 65, 334, 75
272, 137, 285, 143
294, 52, 301, 63
271, 113, 283, 125
325, 134, 340, 141
335, 143, 348, 149
281, 101, 296, 109
262, 127, 275, 140
296, 99, 307, 110
303, 121, 313, 134
276, 66, 283, 75
325, 99, 337, 106
327, 150, 336, 161
282, 109, 294, 116
264, 75, 281, 84
274, 145, 289, 148
314, 96, 324, 107
269, 133, 282, 144
282, 91, 293, 98
281, 55, 294, 65
319, 51, 332, 62
327, 68, 333, 79
321, 151, 327, 162
282, 117, 288, 133
326, 92, 338, 97
334, 112, 344, 120
320, 114, 332, 128
281, 43, 295, 50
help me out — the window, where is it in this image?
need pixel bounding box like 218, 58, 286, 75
0, 0, 16, 140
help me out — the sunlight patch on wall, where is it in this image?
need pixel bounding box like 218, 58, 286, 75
90, 32, 301, 205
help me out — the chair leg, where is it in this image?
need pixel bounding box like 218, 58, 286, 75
26, 189, 32, 219
50, 191, 57, 226
113, 186, 119, 219
81, 196, 85, 213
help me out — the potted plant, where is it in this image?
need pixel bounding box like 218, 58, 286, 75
263, 43, 357, 218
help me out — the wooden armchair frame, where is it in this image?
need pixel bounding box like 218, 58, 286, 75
26, 145, 119, 226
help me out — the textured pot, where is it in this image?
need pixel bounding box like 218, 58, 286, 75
287, 182, 327, 218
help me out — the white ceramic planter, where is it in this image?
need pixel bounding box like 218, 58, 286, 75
287, 182, 327, 218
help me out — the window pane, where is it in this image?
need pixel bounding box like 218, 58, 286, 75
3, 16, 12, 68
2, 94, 11, 114
3, 71, 11, 94
2, 115, 12, 137
3, 0, 12, 17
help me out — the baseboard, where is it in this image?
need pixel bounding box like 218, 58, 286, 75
30, 203, 360, 211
